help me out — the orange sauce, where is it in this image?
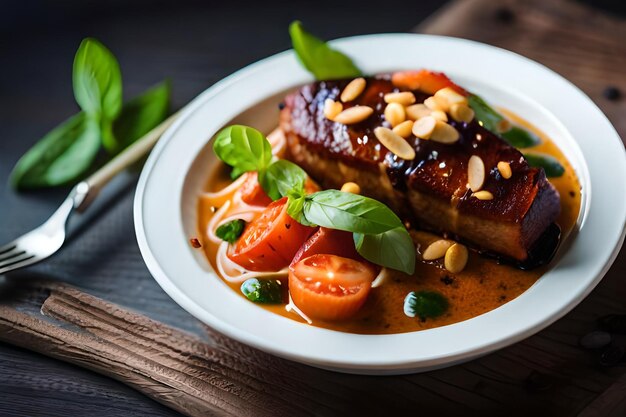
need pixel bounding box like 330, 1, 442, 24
197, 111, 581, 334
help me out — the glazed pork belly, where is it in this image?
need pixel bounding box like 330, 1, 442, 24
280, 77, 561, 265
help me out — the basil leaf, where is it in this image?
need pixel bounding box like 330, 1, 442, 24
259, 159, 306, 201
216, 219, 246, 243
240, 278, 283, 304
354, 227, 415, 274
501, 126, 541, 148
10, 112, 101, 189
303, 190, 403, 234
72, 38, 122, 152
286, 193, 313, 226
112, 80, 171, 152
524, 152, 565, 177
403, 291, 448, 320
213, 125, 272, 179
468, 94, 540, 148
289, 21, 361, 80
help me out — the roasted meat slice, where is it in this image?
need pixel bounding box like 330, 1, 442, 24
280, 77, 561, 266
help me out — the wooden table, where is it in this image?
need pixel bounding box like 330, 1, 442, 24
1, 0, 625, 415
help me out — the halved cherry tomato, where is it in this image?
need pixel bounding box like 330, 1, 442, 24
240, 172, 272, 207
228, 197, 314, 271
391, 70, 468, 96
289, 254, 376, 321
240, 172, 321, 207
291, 227, 364, 267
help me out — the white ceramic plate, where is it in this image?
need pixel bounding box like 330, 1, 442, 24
134, 34, 626, 374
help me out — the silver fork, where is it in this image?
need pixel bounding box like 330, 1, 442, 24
0, 112, 179, 275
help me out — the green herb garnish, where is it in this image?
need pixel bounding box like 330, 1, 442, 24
241, 278, 283, 303
258, 159, 306, 201
523, 152, 565, 177
468, 94, 540, 149
289, 21, 361, 80
10, 38, 171, 189
403, 291, 448, 320
212, 125, 416, 274
216, 219, 246, 243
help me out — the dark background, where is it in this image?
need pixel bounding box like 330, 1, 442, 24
1, 0, 625, 416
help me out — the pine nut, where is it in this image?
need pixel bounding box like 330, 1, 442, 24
333, 106, 374, 125
412, 116, 437, 139
323, 99, 343, 121
497, 161, 512, 179
384, 92, 416, 106
424, 96, 444, 111
430, 121, 460, 144
434, 87, 468, 112
444, 243, 468, 273
472, 190, 494, 200
496, 119, 512, 133
468, 155, 485, 192
431, 110, 448, 122
384, 102, 406, 127
422, 239, 454, 260
341, 182, 361, 194
406, 104, 431, 121
374, 127, 416, 160
340, 77, 366, 102
449, 103, 475, 123
392, 120, 414, 139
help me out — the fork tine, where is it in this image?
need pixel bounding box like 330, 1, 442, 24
0, 253, 37, 275
0, 242, 17, 255
0, 248, 25, 263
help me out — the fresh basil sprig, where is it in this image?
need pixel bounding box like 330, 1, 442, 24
213, 125, 273, 179
354, 227, 416, 276
10, 38, 171, 189
259, 159, 306, 201
73, 38, 123, 152
302, 190, 403, 235
468, 94, 540, 149
523, 152, 565, 177
289, 21, 361, 80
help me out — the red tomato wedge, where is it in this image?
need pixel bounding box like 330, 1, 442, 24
391, 70, 468, 96
240, 172, 272, 207
240, 172, 321, 207
289, 254, 376, 321
228, 197, 314, 271
291, 227, 364, 266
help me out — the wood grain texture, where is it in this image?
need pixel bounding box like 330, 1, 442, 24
1, 0, 626, 416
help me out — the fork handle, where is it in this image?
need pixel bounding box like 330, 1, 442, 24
74, 112, 180, 211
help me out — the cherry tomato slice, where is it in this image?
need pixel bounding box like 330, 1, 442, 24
228, 197, 314, 271
291, 227, 364, 267
289, 254, 376, 321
